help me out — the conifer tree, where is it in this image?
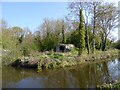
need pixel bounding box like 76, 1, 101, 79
78, 9, 85, 56
62, 20, 66, 43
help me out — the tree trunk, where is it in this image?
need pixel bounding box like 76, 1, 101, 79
92, 3, 96, 53
102, 35, 107, 51
62, 20, 65, 43
85, 24, 90, 54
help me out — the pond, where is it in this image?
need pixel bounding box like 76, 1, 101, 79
2, 58, 120, 88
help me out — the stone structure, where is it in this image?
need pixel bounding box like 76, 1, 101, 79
55, 44, 75, 52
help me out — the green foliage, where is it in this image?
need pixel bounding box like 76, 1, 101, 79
40, 34, 58, 51
97, 3, 117, 51
20, 46, 30, 56
33, 32, 41, 51
113, 82, 120, 88
85, 26, 90, 54
67, 30, 79, 47
1, 7, 117, 63
78, 9, 85, 56
88, 31, 101, 50
46, 52, 64, 60
113, 40, 120, 49
62, 20, 66, 43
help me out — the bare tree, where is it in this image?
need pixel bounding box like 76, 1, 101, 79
96, 3, 118, 51
68, 1, 101, 53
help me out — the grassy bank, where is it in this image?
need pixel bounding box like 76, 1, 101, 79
37, 49, 119, 71
7, 49, 119, 70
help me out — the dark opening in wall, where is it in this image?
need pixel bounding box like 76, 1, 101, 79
59, 45, 65, 52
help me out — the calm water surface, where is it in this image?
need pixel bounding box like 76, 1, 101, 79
2, 58, 120, 88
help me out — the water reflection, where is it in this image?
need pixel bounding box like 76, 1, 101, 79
2, 58, 120, 88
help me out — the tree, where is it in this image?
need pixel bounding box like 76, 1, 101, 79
11, 26, 24, 47
78, 9, 85, 56
89, 2, 101, 53
54, 19, 62, 44
84, 4, 90, 54
33, 31, 42, 51
2, 24, 26, 60
68, 2, 101, 54
0, 19, 8, 29
62, 20, 66, 43
38, 18, 64, 51
66, 30, 79, 47
96, 3, 118, 51
21, 27, 34, 54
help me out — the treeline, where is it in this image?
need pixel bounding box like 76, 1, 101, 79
1, 19, 69, 58
1, 2, 119, 58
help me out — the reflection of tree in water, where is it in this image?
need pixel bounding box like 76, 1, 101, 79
40, 61, 112, 88
2, 66, 39, 88
3, 58, 119, 88
45, 69, 68, 88
36, 60, 119, 88
38, 68, 71, 88
64, 61, 112, 88
68, 66, 87, 88
37, 66, 90, 88
102, 61, 111, 83
66, 63, 97, 88
118, 51, 120, 60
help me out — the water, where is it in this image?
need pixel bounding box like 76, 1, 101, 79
2, 58, 120, 88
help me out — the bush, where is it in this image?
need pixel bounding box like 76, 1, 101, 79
20, 46, 30, 56
114, 40, 120, 49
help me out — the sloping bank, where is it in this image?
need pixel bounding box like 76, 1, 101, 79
10, 50, 119, 70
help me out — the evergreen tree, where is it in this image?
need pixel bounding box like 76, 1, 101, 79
62, 20, 66, 43
78, 9, 85, 56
